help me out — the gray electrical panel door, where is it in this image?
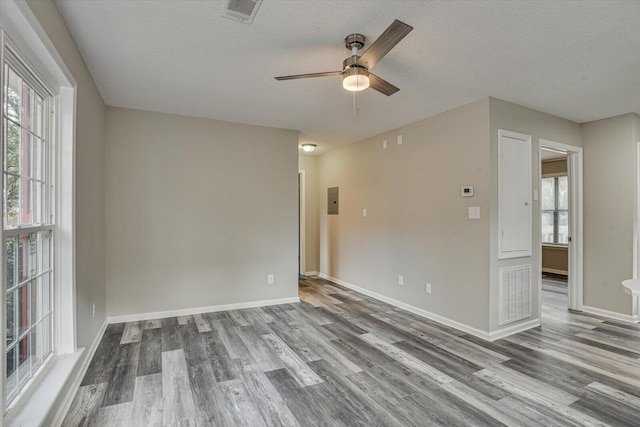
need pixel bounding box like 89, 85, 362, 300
328, 187, 339, 214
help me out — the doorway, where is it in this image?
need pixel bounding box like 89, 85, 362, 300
539, 140, 583, 313
298, 170, 306, 276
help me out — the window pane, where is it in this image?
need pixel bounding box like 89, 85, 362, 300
17, 283, 30, 336
5, 119, 20, 174
41, 314, 51, 357
31, 277, 41, 325
17, 236, 27, 283
541, 212, 554, 243
5, 172, 20, 226
42, 272, 51, 315
6, 237, 16, 289
6, 289, 15, 346
558, 176, 568, 210
31, 325, 41, 371
541, 178, 555, 210
33, 136, 43, 181
6, 67, 21, 122
6, 347, 17, 399
34, 96, 44, 138
40, 230, 51, 273
28, 233, 37, 278
23, 83, 35, 134
558, 210, 569, 244
18, 335, 30, 387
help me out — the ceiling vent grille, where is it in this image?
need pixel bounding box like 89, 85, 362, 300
222, 0, 262, 24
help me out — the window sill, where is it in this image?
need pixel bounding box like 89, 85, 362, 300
5, 349, 84, 427
542, 243, 568, 249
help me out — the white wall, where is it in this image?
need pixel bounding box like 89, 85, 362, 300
26, 0, 107, 350
582, 113, 638, 316
105, 107, 299, 318
317, 99, 492, 332
488, 98, 582, 332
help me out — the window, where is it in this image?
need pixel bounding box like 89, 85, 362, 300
541, 175, 568, 244
3, 51, 54, 407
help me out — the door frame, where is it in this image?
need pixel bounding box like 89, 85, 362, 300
298, 170, 306, 275
539, 139, 583, 311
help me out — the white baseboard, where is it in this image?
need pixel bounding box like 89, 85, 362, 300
50, 320, 108, 427
304, 271, 319, 276
488, 319, 541, 341
107, 297, 300, 324
317, 273, 505, 341
582, 305, 640, 323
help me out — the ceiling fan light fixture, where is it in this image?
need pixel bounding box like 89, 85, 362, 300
301, 143, 317, 153
342, 67, 370, 92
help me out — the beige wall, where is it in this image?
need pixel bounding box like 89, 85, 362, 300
582, 114, 637, 315
317, 99, 492, 331
299, 153, 319, 273
105, 107, 299, 317
488, 98, 582, 332
26, 0, 107, 349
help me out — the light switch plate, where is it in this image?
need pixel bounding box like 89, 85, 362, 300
362, 208, 367, 218
534, 189, 539, 201
397, 134, 403, 145
468, 206, 480, 219
383, 140, 387, 149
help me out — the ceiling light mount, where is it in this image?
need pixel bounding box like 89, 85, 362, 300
345, 33, 365, 51
301, 143, 317, 153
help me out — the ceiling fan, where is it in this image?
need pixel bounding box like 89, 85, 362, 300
275, 20, 413, 96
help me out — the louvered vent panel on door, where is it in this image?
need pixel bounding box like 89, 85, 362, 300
499, 265, 531, 325
222, 0, 263, 23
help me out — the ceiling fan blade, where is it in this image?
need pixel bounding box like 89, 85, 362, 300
356, 20, 413, 70
369, 73, 400, 96
275, 71, 343, 80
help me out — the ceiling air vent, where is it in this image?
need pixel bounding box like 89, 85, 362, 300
222, 0, 263, 24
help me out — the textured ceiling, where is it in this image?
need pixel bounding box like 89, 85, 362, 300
55, 0, 640, 154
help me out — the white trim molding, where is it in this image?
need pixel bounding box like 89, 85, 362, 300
582, 305, 640, 324
317, 273, 539, 341
49, 320, 108, 426
107, 297, 301, 324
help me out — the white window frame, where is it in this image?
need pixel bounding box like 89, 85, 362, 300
2, 44, 56, 408
0, 0, 77, 423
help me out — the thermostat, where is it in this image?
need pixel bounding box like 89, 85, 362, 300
461, 186, 474, 197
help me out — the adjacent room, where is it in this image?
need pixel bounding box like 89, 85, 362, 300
1, 1, 640, 426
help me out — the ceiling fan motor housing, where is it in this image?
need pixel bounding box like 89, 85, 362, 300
345, 33, 365, 50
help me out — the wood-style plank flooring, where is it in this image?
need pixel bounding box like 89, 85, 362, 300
63, 276, 640, 426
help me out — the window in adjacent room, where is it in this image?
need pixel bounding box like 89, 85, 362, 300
541, 175, 568, 244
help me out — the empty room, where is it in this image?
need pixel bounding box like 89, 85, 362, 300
1, 0, 640, 426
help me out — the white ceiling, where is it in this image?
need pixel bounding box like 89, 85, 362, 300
55, 0, 640, 154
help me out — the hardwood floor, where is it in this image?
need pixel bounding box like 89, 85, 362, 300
63, 276, 640, 426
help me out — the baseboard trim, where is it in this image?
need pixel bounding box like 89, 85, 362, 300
50, 320, 108, 426
304, 271, 319, 276
542, 267, 568, 276
107, 297, 301, 324
488, 318, 541, 341
582, 305, 640, 323
317, 273, 502, 341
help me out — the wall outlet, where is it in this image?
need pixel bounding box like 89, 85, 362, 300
92, 303, 95, 318
425, 283, 432, 294
398, 275, 404, 286
267, 274, 274, 284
